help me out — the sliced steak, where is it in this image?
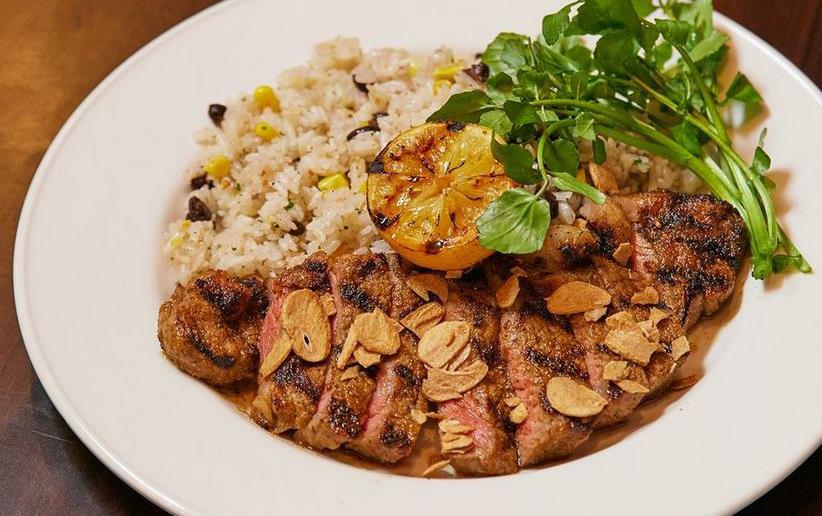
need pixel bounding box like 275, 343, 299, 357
158, 270, 266, 385
251, 253, 331, 433
295, 253, 393, 450
346, 255, 427, 463
437, 282, 519, 476
499, 290, 592, 466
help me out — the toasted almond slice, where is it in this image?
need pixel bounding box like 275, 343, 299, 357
545, 377, 608, 418
353, 345, 382, 368
612, 242, 633, 266
445, 339, 472, 372
606, 310, 638, 330
670, 374, 700, 390
407, 274, 448, 303
588, 162, 619, 192
401, 302, 445, 338
337, 327, 360, 369
509, 402, 528, 424
422, 459, 451, 477
617, 379, 650, 394
422, 360, 488, 401
510, 266, 529, 277
546, 281, 611, 315
584, 305, 608, 322
259, 333, 292, 378
425, 411, 445, 420
352, 308, 401, 355
418, 321, 472, 368
495, 275, 520, 308
671, 335, 690, 360
631, 286, 660, 305
410, 408, 427, 425
340, 365, 361, 381
445, 270, 464, 279
503, 396, 522, 408
281, 289, 331, 362
638, 319, 660, 342
604, 328, 657, 365
438, 419, 473, 434
602, 360, 629, 382
441, 433, 473, 453
648, 307, 669, 326
319, 293, 337, 316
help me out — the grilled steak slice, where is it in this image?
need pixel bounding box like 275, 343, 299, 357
499, 290, 592, 466
251, 253, 331, 433
437, 282, 519, 476
614, 192, 746, 327
158, 270, 266, 385
347, 255, 427, 463
523, 224, 598, 273
295, 253, 393, 449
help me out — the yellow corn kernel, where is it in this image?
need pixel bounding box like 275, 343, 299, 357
407, 59, 419, 77
576, 168, 588, 184
432, 79, 451, 94
432, 61, 464, 81
253, 85, 280, 111
255, 121, 279, 141
204, 154, 231, 179
317, 173, 348, 192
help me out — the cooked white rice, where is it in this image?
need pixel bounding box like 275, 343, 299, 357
164, 37, 700, 284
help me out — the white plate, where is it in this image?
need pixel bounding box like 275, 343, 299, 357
14, 0, 822, 514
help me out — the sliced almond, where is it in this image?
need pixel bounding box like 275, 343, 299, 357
638, 319, 660, 342
418, 321, 472, 368
545, 377, 608, 418
602, 360, 629, 382
425, 411, 444, 420
353, 345, 381, 368
340, 365, 361, 381
670, 374, 700, 390
584, 305, 608, 322
336, 327, 359, 369
422, 360, 488, 402
605, 310, 637, 330
495, 275, 520, 308
612, 242, 633, 266
546, 281, 612, 315
280, 289, 331, 362
616, 379, 650, 394
671, 335, 690, 360
503, 396, 522, 408
648, 307, 669, 326
401, 302, 445, 338
352, 308, 401, 355
407, 274, 448, 303
445, 340, 472, 372
445, 270, 463, 279
422, 459, 451, 477
410, 408, 427, 425
438, 419, 473, 434
319, 293, 337, 316
441, 433, 473, 453
631, 286, 660, 305
509, 402, 528, 424
259, 333, 293, 377
510, 266, 529, 277
604, 327, 657, 365
588, 162, 619, 192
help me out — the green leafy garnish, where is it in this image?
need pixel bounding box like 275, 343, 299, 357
429, 0, 809, 277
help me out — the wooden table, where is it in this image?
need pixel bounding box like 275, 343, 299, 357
0, 1, 819, 513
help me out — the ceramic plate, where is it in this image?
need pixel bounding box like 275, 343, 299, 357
14, 0, 822, 514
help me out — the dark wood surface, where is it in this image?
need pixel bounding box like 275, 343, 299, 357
0, 1, 819, 514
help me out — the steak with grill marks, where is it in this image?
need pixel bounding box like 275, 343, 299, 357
346, 255, 428, 463
251, 253, 332, 433
295, 253, 392, 450
436, 281, 518, 476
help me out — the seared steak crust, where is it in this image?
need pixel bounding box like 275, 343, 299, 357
158, 270, 265, 385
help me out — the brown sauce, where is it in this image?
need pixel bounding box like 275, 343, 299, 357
212, 266, 748, 478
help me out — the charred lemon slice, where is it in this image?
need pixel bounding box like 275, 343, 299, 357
366, 122, 515, 270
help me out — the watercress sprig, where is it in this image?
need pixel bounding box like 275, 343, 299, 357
428, 0, 809, 278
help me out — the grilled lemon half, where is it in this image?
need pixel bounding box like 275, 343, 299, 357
366, 122, 515, 270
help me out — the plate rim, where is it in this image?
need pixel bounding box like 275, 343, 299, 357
13, 1, 822, 514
